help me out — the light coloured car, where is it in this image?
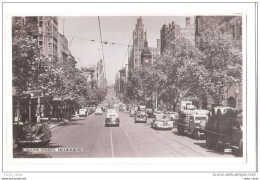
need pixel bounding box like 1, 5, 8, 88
151, 116, 173, 130
167, 111, 178, 121
95, 108, 103, 115
152, 110, 164, 119
105, 111, 119, 127
79, 108, 88, 117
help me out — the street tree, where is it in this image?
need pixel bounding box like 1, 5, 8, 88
12, 17, 43, 96
196, 20, 242, 104
153, 37, 208, 110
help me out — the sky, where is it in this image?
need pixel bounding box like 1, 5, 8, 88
58, 16, 194, 85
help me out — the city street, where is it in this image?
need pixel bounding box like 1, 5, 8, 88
14, 110, 236, 158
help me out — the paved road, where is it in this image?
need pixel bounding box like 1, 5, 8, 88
14, 111, 237, 158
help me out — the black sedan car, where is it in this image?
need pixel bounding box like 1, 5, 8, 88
16, 122, 52, 147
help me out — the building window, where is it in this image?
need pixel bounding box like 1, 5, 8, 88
39, 40, 43, 47
39, 21, 43, 27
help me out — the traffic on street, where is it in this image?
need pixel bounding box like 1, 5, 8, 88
14, 88, 241, 158
12, 16, 243, 158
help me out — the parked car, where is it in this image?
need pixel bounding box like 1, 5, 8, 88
175, 109, 210, 139
16, 123, 52, 147
79, 108, 88, 117
95, 108, 103, 115
151, 116, 173, 130
134, 111, 147, 123
105, 111, 120, 127
204, 107, 243, 155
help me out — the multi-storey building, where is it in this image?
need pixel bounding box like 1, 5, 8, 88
128, 17, 147, 71
37, 16, 59, 63
119, 67, 126, 94
160, 17, 195, 54
57, 33, 69, 62
149, 39, 161, 64
96, 59, 106, 88
195, 16, 242, 41
128, 17, 161, 71
115, 73, 120, 93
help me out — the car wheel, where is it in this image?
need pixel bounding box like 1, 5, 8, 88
155, 124, 158, 130
177, 125, 185, 135
193, 130, 200, 140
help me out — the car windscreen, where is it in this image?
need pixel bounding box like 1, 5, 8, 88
137, 115, 145, 118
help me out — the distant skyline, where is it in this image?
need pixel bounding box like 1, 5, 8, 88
58, 16, 195, 85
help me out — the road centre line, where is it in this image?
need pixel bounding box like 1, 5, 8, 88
109, 126, 114, 158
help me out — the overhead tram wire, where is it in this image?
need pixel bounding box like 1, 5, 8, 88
64, 35, 129, 47
98, 16, 106, 83
121, 34, 133, 68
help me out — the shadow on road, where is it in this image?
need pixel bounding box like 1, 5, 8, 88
59, 121, 85, 126
171, 130, 206, 140
193, 142, 227, 155
194, 142, 242, 157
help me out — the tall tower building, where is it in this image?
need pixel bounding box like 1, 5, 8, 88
129, 17, 147, 71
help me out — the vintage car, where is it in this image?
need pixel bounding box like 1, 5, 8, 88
175, 109, 210, 139
134, 111, 147, 123
79, 108, 88, 117
166, 111, 178, 121
95, 108, 103, 115
129, 109, 136, 117
105, 111, 120, 127
16, 122, 52, 147
151, 115, 173, 130
152, 110, 164, 119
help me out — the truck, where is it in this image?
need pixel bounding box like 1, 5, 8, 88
202, 106, 243, 155
174, 108, 210, 140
